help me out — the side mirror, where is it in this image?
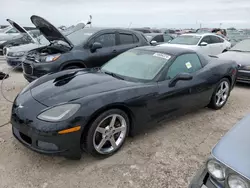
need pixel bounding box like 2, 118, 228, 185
200, 42, 208, 46
90, 42, 102, 52
150, 40, 158, 46
169, 73, 193, 87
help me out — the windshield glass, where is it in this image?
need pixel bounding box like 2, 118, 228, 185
0, 26, 11, 33
230, 39, 250, 52
101, 49, 171, 81
169, 35, 201, 45
36, 35, 50, 45
67, 29, 93, 45
145, 35, 153, 41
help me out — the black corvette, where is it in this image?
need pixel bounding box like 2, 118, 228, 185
11, 46, 238, 159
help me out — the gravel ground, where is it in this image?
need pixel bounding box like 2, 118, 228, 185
0, 56, 250, 188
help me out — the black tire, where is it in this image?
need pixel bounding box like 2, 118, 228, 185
208, 78, 231, 110
83, 109, 130, 158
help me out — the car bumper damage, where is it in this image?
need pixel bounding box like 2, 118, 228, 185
189, 166, 223, 188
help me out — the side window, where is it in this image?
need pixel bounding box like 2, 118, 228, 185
7, 28, 18, 34
133, 35, 139, 43
210, 36, 221, 43
163, 35, 173, 42
94, 33, 115, 47
218, 37, 224, 43
119, 33, 134, 45
167, 54, 202, 79
200, 36, 212, 44
152, 35, 164, 43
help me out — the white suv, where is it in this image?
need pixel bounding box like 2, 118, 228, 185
159, 33, 232, 56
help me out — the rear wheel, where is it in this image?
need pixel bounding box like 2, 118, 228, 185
208, 78, 230, 110
83, 109, 129, 157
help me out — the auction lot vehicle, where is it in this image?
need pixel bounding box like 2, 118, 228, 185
189, 114, 250, 188
159, 33, 231, 56
22, 15, 149, 82
144, 33, 173, 45
11, 46, 237, 159
218, 39, 250, 84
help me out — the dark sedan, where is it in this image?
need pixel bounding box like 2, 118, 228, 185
22, 15, 149, 82
218, 39, 250, 84
144, 33, 173, 45
11, 46, 237, 159
189, 114, 250, 188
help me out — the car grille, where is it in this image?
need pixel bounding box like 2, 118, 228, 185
22, 63, 33, 75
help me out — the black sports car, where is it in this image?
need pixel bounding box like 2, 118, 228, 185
218, 39, 250, 84
11, 46, 238, 159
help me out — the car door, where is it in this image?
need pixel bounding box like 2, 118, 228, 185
155, 53, 211, 120
116, 31, 140, 54
87, 32, 117, 67
198, 36, 213, 55
209, 35, 224, 55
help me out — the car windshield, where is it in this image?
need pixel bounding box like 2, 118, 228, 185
145, 35, 153, 41
169, 35, 201, 45
0, 26, 12, 33
101, 49, 171, 81
67, 29, 94, 45
229, 39, 250, 52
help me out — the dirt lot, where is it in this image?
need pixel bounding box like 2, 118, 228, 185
0, 56, 250, 188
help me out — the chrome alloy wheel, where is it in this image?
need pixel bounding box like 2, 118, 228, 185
93, 114, 127, 154
215, 81, 230, 107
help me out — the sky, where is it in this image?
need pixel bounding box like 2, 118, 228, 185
1, 0, 250, 29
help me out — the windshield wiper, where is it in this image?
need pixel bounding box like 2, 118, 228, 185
102, 71, 124, 80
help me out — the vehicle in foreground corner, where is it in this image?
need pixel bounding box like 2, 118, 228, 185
22, 15, 149, 82
11, 46, 237, 159
218, 39, 250, 84
159, 33, 231, 56
189, 114, 250, 188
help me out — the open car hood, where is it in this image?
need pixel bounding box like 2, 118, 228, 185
30, 15, 73, 47
6, 19, 37, 43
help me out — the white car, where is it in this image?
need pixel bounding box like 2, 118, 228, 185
159, 33, 232, 56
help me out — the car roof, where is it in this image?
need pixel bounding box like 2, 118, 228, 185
80, 27, 141, 34
135, 45, 195, 56
181, 33, 224, 37
144, 33, 164, 36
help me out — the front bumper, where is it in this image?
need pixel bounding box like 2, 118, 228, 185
237, 70, 250, 84
189, 166, 225, 188
6, 56, 23, 68
11, 92, 82, 159
22, 59, 59, 82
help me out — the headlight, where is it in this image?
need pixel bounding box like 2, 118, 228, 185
228, 175, 249, 188
37, 104, 81, 122
207, 159, 226, 180
45, 54, 61, 62
0, 41, 6, 44
12, 51, 25, 57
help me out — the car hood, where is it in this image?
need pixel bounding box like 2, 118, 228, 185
29, 69, 140, 106
8, 43, 45, 53
212, 114, 250, 180
30, 15, 73, 47
217, 51, 250, 66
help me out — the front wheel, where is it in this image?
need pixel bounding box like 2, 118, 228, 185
208, 78, 230, 110
83, 109, 129, 157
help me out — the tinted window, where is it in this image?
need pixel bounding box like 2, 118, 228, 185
170, 35, 201, 45
102, 49, 171, 81
200, 36, 212, 44
94, 33, 116, 47
120, 33, 134, 45
152, 35, 164, 42
210, 36, 223, 43
163, 35, 173, 42
7, 28, 18, 33
133, 35, 139, 43
167, 53, 202, 79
